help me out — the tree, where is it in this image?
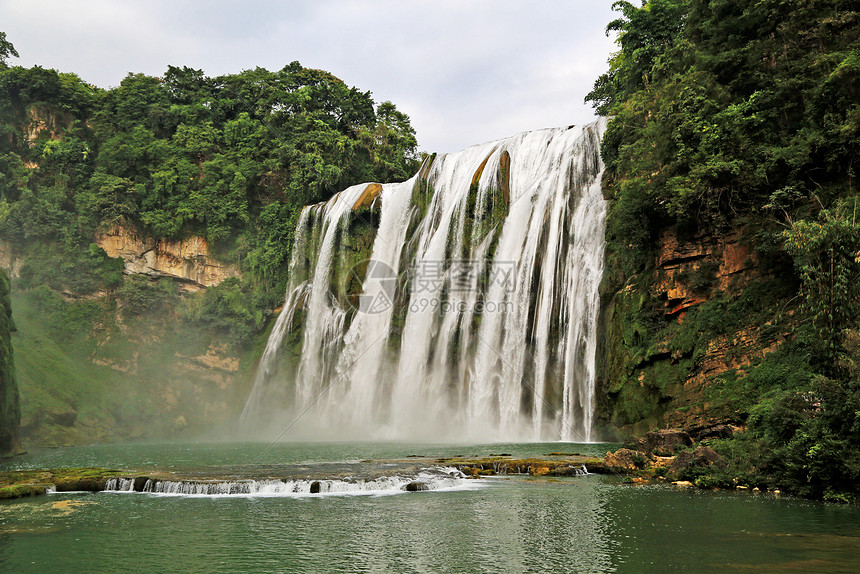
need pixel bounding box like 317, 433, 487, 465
585, 0, 689, 115
359, 101, 420, 182
0, 32, 18, 67
783, 203, 860, 369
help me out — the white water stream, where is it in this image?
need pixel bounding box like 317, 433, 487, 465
242, 120, 606, 442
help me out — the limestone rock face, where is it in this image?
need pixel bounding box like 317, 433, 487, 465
25, 104, 71, 144
598, 225, 786, 434
0, 241, 22, 279
351, 183, 383, 212
653, 227, 758, 320
95, 226, 240, 288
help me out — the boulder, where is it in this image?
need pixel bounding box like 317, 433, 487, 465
624, 429, 692, 456
309, 481, 322, 494
668, 446, 727, 479
604, 448, 647, 472
405, 481, 429, 492
48, 410, 78, 427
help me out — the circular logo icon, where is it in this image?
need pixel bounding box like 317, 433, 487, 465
347, 259, 398, 315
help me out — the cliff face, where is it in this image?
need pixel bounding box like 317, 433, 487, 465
2, 231, 254, 447
25, 104, 71, 144
597, 227, 790, 437
11, 287, 255, 447
95, 226, 240, 289
0, 240, 22, 279
0, 268, 21, 455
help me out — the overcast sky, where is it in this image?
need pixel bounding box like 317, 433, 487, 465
0, 0, 618, 153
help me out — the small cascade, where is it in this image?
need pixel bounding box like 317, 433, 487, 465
102, 468, 473, 497
104, 477, 136, 491
242, 120, 606, 442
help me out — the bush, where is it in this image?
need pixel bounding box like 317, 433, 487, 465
178, 277, 263, 348
117, 276, 176, 316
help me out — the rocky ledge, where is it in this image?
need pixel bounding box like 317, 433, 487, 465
433, 454, 605, 476
0, 467, 120, 499
95, 225, 240, 289
604, 428, 778, 493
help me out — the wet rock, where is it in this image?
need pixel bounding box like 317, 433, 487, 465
604, 448, 647, 471
309, 481, 322, 494
0, 484, 47, 499
133, 477, 149, 492
405, 481, 429, 492
351, 183, 383, 212
53, 478, 106, 492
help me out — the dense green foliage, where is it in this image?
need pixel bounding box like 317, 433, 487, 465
0, 35, 419, 347
0, 268, 21, 454
593, 1, 860, 500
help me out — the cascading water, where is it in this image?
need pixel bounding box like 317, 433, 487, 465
242, 119, 606, 442
104, 469, 472, 497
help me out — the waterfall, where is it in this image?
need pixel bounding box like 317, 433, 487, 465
242, 119, 606, 442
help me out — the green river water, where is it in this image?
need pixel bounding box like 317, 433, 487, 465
1, 442, 858, 573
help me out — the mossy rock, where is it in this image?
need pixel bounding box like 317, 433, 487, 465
0, 483, 48, 499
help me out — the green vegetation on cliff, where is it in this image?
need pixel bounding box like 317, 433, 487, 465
591, 1, 859, 500
0, 45, 419, 310
0, 268, 21, 455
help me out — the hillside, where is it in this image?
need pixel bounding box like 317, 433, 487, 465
592, 0, 859, 500
0, 45, 420, 444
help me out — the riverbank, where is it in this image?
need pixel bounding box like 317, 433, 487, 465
0, 436, 812, 502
